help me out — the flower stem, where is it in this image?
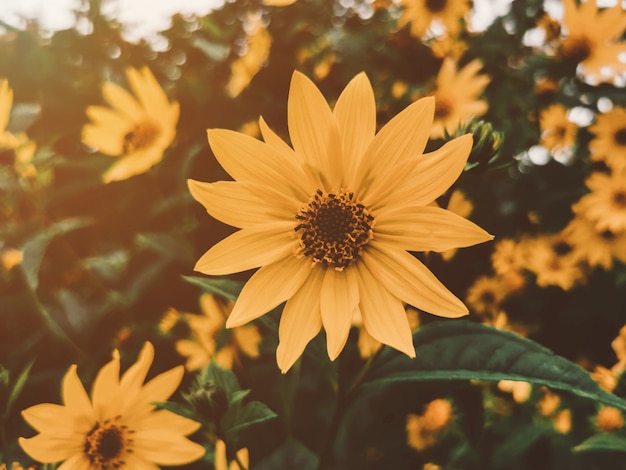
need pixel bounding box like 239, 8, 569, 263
316, 346, 386, 470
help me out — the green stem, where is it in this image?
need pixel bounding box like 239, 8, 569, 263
316, 346, 386, 470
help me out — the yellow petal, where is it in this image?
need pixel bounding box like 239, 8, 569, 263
188, 179, 295, 228
358, 96, 435, 201
194, 222, 297, 275
363, 243, 468, 317
81, 124, 123, 156
126, 67, 172, 119
356, 262, 415, 357
57, 454, 92, 470
320, 267, 360, 360
287, 71, 343, 187
0, 79, 13, 134
119, 342, 154, 397
86, 105, 132, 134
61, 365, 94, 419
19, 434, 82, 463
277, 266, 324, 372
102, 147, 164, 183
374, 133, 473, 211
90, 351, 121, 421
102, 81, 144, 122
375, 206, 493, 252
135, 409, 201, 435
21, 403, 87, 435
333, 72, 376, 188
132, 430, 206, 465
226, 255, 312, 328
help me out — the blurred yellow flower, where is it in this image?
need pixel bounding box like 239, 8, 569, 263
82, 67, 179, 183
539, 104, 577, 154
166, 293, 262, 371
0, 79, 17, 148
524, 234, 584, 290
429, 58, 490, 138
491, 238, 527, 276
595, 406, 624, 433
215, 439, 249, 470
189, 71, 492, 372
263, 0, 297, 5
406, 398, 454, 451
557, 0, 626, 82
562, 210, 626, 270
227, 15, 271, 98
497, 380, 532, 403
465, 275, 506, 318
19, 342, 205, 468
576, 168, 626, 233
1, 248, 22, 271
588, 107, 626, 170
398, 0, 471, 38
0, 464, 35, 470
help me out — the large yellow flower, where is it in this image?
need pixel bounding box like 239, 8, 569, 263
19, 342, 205, 468
588, 107, 626, 170
557, 0, 626, 82
189, 71, 493, 372
82, 67, 179, 183
397, 0, 471, 39
429, 58, 490, 139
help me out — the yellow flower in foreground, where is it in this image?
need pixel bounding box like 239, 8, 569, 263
557, 0, 626, 82
82, 67, 179, 183
397, 0, 471, 38
429, 58, 490, 138
19, 342, 205, 468
189, 71, 493, 372
215, 439, 249, 470
588, 107, 626, 170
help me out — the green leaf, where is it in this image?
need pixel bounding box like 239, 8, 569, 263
203, 362, 241, 399
135, 232, 195, 264
153, 401, 199, 422
231, 389, 252, 405
181, 275, 244, 301
20, 217, 92, 290
574, 433, 626, 453
256, 438, 319, 470
363, 320, 626, 412
225, 400, 278, 437
4, 360, 34, 418
491, 422, 552, 467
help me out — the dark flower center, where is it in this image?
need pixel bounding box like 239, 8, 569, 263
84, 416, 132, 469
613, 128, 626, 146
123, 120, 160, 153
425, 0, 448, 13
479, 290, 496, 306
434, 97, 452, 120
613, 190, 626, 208
295, 189, 375, 269
560, 35, 592, 64
553, 241, 573, 256
600, 229, 616, 241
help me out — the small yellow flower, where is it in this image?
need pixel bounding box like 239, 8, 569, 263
576, 168, 626, 233
406, 399, 454, 451
596, 406, 624, 433
397, 0, 471, 38
82, 67, 179, 183
171, 294, 261, 371
1, 248, 23, 271
465, 275, 507, 317
190, 71, 493, 372
556, 0, 626, 82
591, 365, 619, 393
539, 104, 578, 154
227, 15, 271, 98
428, 58, 490, 138
498, 380, 532, 403
523, 234, 584, 290
19, 342, 205, 468
588, 107, 626, 170
215, 439, 249, 470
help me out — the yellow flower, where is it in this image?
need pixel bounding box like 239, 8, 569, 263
576, 168, 626, 233
406, 399, 454, 451
539, 104, 578, 154
82, 67, 179, 183
588, 107, 626, 170
19, 342, 205, 468
215, 439, 249, 470
0, 464, 35, 470
429, 58, 490, 139
397, 0, 471, 38
497, 380, 532, 403
524, 234, 584, 290
189, 71, 493, 372
227, 15, 271, 98
263, 0, 297, 5
465, 275, 506, 318
1, 248, 23, 271
171, 294, 262, 371
596, 406, 624, 433
0, 79, 20, 149
557, 0, 626, 82
562, 211, 626, 270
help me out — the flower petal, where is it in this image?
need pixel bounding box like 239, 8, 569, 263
226, 255, 312, 328
102, 147, 164, 183
362, 243, 468, 317
194, 222, 297, 276
374, 133, 473, 211
133, 430, 206, 465
276, 266, 324, 373
91, 351, 121, 421
19, 434, 82, 464
102, 82, 144, 122
287, 71, 343, 188
57, 454, 92, 470
320, 267, 360, 360
375, 205, 493, 252
133, 409, 201, 435
188, 179, 296, 228
358, 96, 435, 200
61, 365, 94, 419
333, 72, 376, 188
119, 342, 154, 398
356, 262, 415, 357
21, 403, 88, 435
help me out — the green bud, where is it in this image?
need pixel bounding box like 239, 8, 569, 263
446, 118, 504, 169
186, 380, 229, 423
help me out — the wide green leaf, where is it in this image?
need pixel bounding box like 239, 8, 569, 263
574, 433, 626, 453
363, 320, 626, 412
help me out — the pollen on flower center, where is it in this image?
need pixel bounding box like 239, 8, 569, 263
434, 97, 452, 119
84, 416, 133, 469
425, 0, 448, 13
295, 189, 375, 270
123, 120, 160, 153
